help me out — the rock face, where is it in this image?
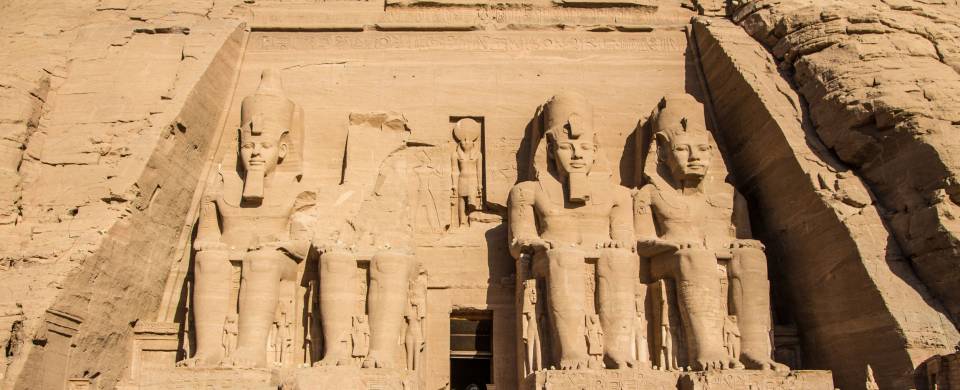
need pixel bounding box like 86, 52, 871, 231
0, 1, 957, 390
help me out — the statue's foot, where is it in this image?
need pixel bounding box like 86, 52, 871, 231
361, 353, 395, 369
692, 351, 730, 371
218, 349, 264, 369
587, 359, 604, 369
741, 352, 788, 372
558, 358, 590, 370
176, 353, 219, 368
313, 355, 354, 367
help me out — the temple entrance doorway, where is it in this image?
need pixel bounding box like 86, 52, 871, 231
450, 311, 493, 390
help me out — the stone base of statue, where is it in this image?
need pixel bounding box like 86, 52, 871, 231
283, 366, 422, 390
677, 370, 834, 390
522, 369, 833, 390
121, 367, 279, 390
522, 368, 682, 390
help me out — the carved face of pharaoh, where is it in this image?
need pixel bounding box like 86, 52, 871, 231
239, 129, 288, 178
659, 122, 711, 182
550, 115, 597, 177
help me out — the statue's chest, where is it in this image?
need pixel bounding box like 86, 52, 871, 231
654, 191, 732, 223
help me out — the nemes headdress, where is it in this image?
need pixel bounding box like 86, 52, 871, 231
650, 94, 707, 144
543, 91, 596, 144
240, 69, 295, 140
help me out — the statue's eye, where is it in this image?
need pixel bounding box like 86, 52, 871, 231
558, 143, 572, 150
674, 146, 686, 152
580, 143, 594, 151
241, 143, 254, 149
698, 145, 711, 151
261, 142, 274, 148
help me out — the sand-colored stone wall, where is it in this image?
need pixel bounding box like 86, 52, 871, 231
692, 17, 959, 389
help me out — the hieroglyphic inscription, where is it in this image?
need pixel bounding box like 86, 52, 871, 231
678, 371, 835, 390
250, 32, 686, 52
252, 8, 687, 30
533, 369, 680, 390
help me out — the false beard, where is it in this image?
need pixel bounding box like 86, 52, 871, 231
242, 167, 266, 202
567, 171, 590, 203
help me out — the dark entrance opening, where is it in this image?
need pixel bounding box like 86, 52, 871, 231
450, 311, 493, 390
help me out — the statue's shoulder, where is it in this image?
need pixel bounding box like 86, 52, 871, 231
510, 181, 539, 195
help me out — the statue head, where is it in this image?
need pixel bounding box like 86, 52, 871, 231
238, 69, 295, 201
543, 92, 597, 177
650, 94, 712, 184
541, 92, 598, 202
453, 118, 481, 153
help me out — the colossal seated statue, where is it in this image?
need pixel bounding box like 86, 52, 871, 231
509, 92, 639, 371
633, 94, 787, 371
178, 69, 314, 369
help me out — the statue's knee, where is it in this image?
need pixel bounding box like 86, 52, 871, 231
371, 251, 410, 275
599, 248, 637, 270
546, 247, 584, 268
244, 249, 283, 274
321, 250, 355, 274
675, 249, 715, 278
196, 250, 230, 273
732, 247, 766, 264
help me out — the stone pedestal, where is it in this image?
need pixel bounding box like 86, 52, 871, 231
522, 368, 681, 390
678, 370, 834, 390
522, 369, 834, 390
124, 368, 279, 390
283, 366, 422, 390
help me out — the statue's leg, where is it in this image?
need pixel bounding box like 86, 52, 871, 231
229, 249, 296, 368
317, 250, 358, 366
180, 249, 231, 367
544, 247, 589, 370
730, 247, 788, 371
597, 248, 638, 368
364, 251, 410, 368
458, 197, 469, 227
674, 247, 726, 370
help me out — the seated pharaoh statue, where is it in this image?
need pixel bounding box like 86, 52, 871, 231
178, 69, 315, 369
509, 92, 639, 371
633, 94, 787, 371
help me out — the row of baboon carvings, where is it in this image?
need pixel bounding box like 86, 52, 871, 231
177, 69, 788, 375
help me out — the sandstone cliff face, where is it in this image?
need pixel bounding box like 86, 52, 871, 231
733, 0, 960, 329
692, 17, 959, 389
0, 1, 246, 387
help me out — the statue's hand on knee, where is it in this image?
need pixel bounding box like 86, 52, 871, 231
194, 239, 227, 252
638, 238, 700, 257
317, 241, 354, 255
596, 239, 635, 252
731, 239, 764, 250
512, 236, 553, 253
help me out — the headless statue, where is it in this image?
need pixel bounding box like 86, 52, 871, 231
179, 69, 313, 369
508, 92, 638, 370
634, 94, 787, 371
316, 246, 412, 369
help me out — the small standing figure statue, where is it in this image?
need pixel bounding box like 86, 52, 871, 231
222, 314, 239, 357
723, 315, 741, 362
450, 118, 483, 228
351, 315, 371, 359
585, 314, 605, 369
656, 281, 677, 371
404, 264, 427, 371
634, 290, 650, 367
521, 279, 542, 375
